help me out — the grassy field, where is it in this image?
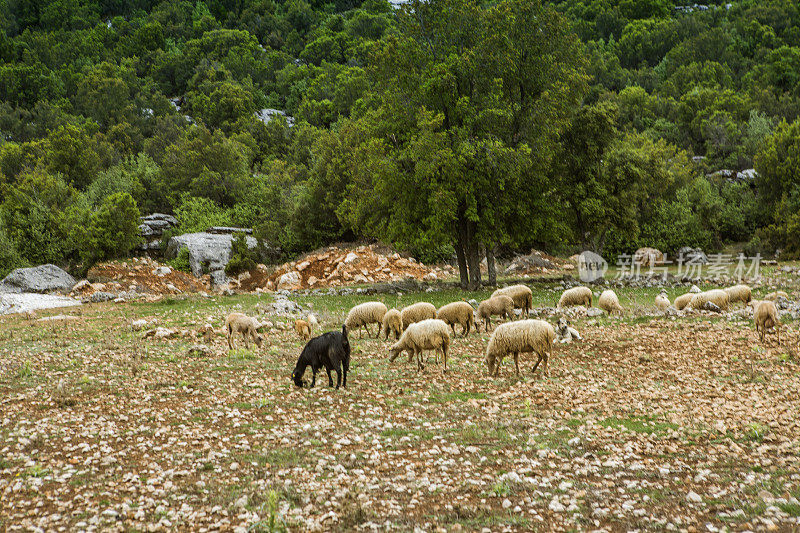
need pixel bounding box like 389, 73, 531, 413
1, 278, 799, 531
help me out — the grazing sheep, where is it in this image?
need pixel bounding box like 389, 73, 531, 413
764, 291, 790, 301
292, 325, 351, 389
754, 300, 780, 345
556, 317, 581, 344
673, 293, 694, 311
598, 290, 624, 316
687, 289, 729, 312
558, 286, 592, 308
381, 308, 402, 340
485, 319, 555, 377
345, 302, 388, 338
295, 319, 312, 340
389, 319, 451, 372
492, 285, 533, 318
655, 291, 670, 310
436, 301, 476, 337
307, 314, 319, 329
225, 312, 264, 350
400, 302, 436, 331
477, 295, 514, 332
725, 284, 752, 306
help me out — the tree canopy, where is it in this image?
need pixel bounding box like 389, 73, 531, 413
1, 0, 800, 280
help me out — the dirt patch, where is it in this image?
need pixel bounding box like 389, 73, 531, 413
84, 258, 209, 295
240, 244, 456, 291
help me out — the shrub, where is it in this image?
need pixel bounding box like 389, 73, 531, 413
174, 195, 232, 233
168, 247, 192, 273
0, 221, 27, 278
86, 153, 156, 207
224, 232, 257, 276
86, 193, 142, 262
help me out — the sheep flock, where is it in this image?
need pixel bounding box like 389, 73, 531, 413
225, 279, 788, 389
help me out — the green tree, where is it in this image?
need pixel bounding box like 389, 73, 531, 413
84, 192, 142, 263
44, 124, 101, 190
161, 127, 252, 207
342, 0, 586, 289
0, 169, 82, 266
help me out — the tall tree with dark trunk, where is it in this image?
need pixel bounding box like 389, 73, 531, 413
337, 0, 586, 289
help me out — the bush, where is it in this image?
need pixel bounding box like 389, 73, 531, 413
0, 222, 28, 278
224, 232, 257, 276
174, 195, 232, 233
85, 193, 142, 262
86, 153, 157, 208
168, 247, 192, 273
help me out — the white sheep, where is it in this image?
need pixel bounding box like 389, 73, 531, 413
598, 289, 624, 316
764, 291, 789, 301
558, 286, 592, 308
491, 285, 533, 318
556, 317, 581, 344
381, 308, 402, 340
225, 312, 264, 350
673, 293, 694, 311
687, 289, 729, 312
724, 284, 752, 306
345, 302, 388, 338
388, 318, 451, 372
401, 302, 436, 331
655, 290, 670, 310
436, 301, 476, 337
485, 319, 555, 377
754, 300, 780, 345
477, 295, 514, 332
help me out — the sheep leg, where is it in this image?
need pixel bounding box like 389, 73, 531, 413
333, 362, 343, 389
374, 323, 380, 339
310, 369, 317, 388
243, 334, 249, 350
514, 352, 520, 376
342, 358, 349, 388
227, 326, 234, 350
494, 356, 503, 377
442, 345, 448, 372
531, 353, 543, 375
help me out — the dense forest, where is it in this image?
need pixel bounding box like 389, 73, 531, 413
0, 0, 798, 288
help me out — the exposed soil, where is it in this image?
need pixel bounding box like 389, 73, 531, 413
1, 290, 798, 532
85, 258, 209, 295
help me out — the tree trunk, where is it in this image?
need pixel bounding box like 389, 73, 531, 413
466, 221, 482, 291
486, 243, 497, 286
455, 219, 468, 289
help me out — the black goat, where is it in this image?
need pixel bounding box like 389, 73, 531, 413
292, 325, 351, 389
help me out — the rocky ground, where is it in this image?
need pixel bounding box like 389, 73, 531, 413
0, 285, 799, 532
